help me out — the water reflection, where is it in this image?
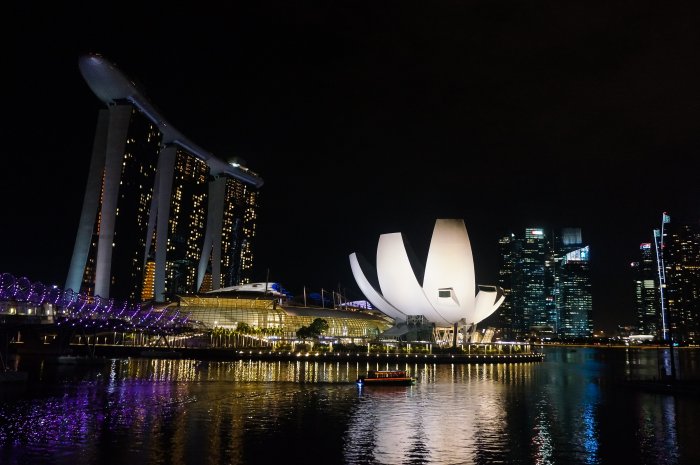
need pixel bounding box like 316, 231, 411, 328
580, 385, 599, 464
346, 363, 531, 465
531, 397, 554, 465
0, 375, 195, 464
635, 396, 680, 464
1, 349, 699, 465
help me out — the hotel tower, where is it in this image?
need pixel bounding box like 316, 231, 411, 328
65, 54, 264, 303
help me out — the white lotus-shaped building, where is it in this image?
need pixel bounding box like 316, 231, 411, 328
349, 219, 505, 328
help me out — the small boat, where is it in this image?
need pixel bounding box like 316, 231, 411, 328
356, 369, 416, 386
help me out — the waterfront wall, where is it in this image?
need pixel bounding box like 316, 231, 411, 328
75, 345, 545, 364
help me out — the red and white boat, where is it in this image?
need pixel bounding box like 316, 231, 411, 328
356, 369, 416, 386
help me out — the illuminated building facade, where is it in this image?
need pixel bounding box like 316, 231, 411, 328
65, 54, 263, 302
178, 293, 392, 343
496, 234, 519, 339
656, 214, 700, 344
554, 228, 592, 337
519, 228, 554, 332
349, 219, 505, 341
498, 227, 592, 338
630, 243, 659, 336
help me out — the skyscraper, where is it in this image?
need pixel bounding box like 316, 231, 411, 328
554, 228, 592, 337
498, 227, 593, 338
517, 228, 553, 332
65, 54, 263, 302
497, 233, 519, 339
630, 243, 659, 336
657, 215, 700, 344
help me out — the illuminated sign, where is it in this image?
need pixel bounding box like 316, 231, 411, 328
640, 243, 651, 250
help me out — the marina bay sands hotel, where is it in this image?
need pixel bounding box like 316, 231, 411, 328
65, 54, 264, 303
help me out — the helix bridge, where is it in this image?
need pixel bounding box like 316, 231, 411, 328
0, 272, 191, 335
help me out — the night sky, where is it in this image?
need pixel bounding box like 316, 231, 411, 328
6, 2, 699, 332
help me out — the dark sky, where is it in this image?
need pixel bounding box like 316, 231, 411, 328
6, 2, 699, 333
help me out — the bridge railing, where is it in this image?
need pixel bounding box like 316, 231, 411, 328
0, 272, 191, 334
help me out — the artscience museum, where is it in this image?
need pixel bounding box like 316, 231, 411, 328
350, 219, 505, 344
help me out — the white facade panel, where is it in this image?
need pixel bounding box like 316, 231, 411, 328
376, 233, 443, 323
349, 253, 406, 322
423, 219, 476, 322
473, 288, 505, 324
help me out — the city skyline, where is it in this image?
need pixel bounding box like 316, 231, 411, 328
6, 3, 699, 332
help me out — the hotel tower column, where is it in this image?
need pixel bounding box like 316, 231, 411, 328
153, 145, 176, 302
198, 176, 226, 291
93, 105, 132, 299
64, 109, 110, 294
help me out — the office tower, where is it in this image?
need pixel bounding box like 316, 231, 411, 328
653, 213, 671, 341
502, 228, 554, 337
497, 234, 519, 339
657, 214, 700, 344
517, 228, 553, 333
498, 227, 592, 338
65, 54, 263, 302
554, 228, 593, 337
630, 243, 659, 336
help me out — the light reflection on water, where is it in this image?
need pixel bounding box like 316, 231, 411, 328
0, 348, 699, 465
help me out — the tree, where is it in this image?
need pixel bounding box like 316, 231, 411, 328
296, 326, 313, 340
296, 318, 329, 340
309, 318, 329, 336
236, 322, 252, 334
